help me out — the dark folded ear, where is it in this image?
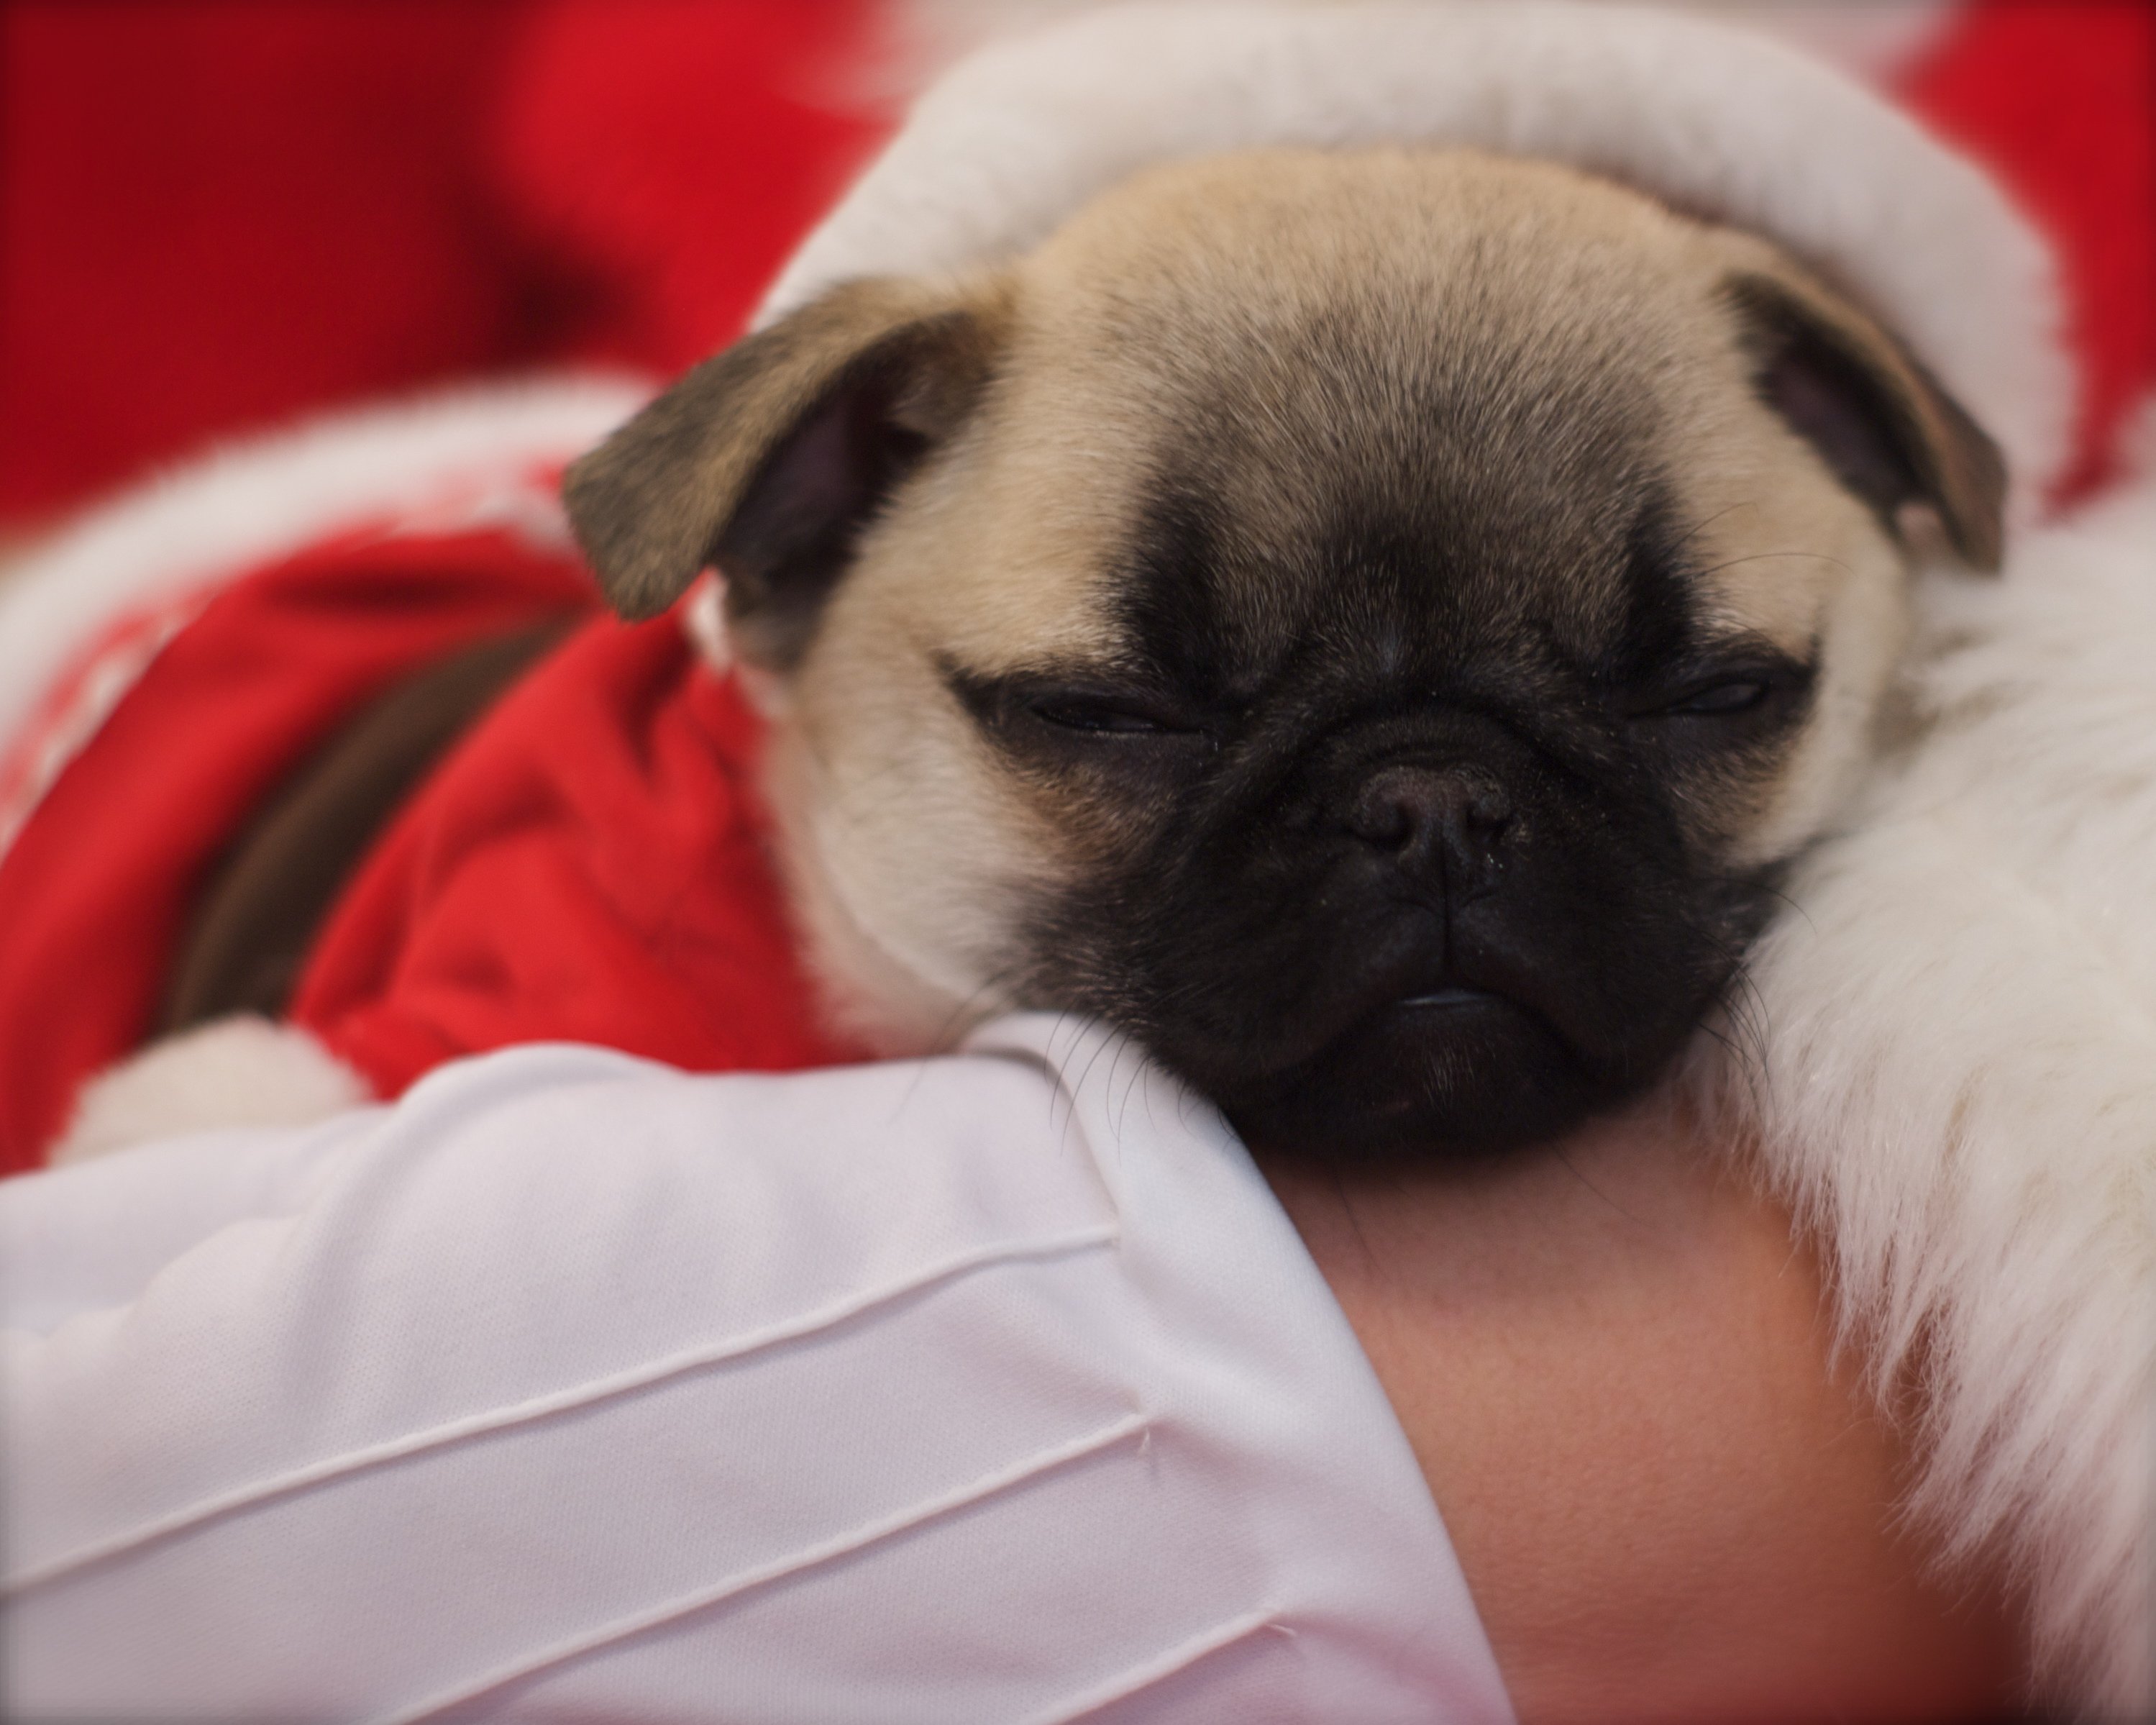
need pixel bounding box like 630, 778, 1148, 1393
564, 276, 1011, 665
1726, 271, 2006, 572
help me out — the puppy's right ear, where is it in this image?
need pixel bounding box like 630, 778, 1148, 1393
565, 277, 1010, 665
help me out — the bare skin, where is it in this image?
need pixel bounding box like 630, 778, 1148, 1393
1261, 1101, 2026, 1724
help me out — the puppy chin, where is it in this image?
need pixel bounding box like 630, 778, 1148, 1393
1209, 991, 1614, 1162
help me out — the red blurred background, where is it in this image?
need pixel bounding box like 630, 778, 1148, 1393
1, 0, 2150, 534
0, 0, 892, 530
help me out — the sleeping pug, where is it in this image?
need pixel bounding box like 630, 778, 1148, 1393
565, 146, 2001, 1160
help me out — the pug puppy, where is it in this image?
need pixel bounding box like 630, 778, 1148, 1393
565, 147, 2002, 1159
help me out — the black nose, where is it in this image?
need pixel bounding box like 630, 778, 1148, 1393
1346, 763, 1513, 897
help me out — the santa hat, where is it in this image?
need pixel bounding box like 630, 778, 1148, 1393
769, 1, 2073, 517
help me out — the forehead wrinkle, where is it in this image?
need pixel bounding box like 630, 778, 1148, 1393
1160, 401, 1665, 686
1027, 159, 1737, 709
1115, 465, 1678, 722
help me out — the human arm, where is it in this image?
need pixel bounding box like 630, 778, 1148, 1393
1264, 1103, 2026, 1724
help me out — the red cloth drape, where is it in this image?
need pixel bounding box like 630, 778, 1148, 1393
290, 606, 864, 1100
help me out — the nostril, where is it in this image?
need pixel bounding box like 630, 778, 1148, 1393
1346, 766, 1436, 851
1346, 764, 1512, 875
1460, 782, 1512, 839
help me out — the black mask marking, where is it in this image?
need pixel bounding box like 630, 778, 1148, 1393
967, 455, 1809, 1160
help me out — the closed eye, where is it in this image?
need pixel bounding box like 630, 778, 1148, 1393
940, 659, 1219, 773
1616, 645, 1814, 738
1658, 679, 1770, 716
1027, 695, 1197, 735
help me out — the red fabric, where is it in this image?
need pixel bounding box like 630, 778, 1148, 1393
290, 611, 863, 1098
0, 1, 887, 522
493, 0, 891, 376
1, 2, 537, 521
0, 531, 595, 1173
1896, 0, 2156, 498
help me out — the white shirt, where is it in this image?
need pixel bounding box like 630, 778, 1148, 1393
1, 1014, 1512, 1723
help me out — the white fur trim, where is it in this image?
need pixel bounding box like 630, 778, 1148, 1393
1697, 399, 2156, 1716
767, 2, 2069, 519
50, 1016, 373, 1166
1691, 0, 1960, 81
0, 373, 653, 776
903, 0, 1965, 86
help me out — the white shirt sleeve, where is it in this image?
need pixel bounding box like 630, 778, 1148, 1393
1, 1014, 1512, 1724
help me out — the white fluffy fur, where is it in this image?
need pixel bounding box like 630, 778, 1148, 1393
0, 373, 651, 774
1692, 409, 2156, 1716
905, 0, 1963, 86
767, 1, 2070, 518
50, 1016, 372, 1165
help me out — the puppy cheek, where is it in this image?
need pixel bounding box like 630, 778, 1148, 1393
1732, 548, 1912, 869
764, 691, 1074, 1050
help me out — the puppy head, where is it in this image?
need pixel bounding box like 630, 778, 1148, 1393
567, 147, 2004, 1159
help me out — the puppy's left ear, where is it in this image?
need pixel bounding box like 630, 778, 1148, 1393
565, 276, 1012, 664
1727, 271, 2006, 572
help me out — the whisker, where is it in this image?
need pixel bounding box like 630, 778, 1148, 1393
1691, 549, 1855, 580
1666, 501, 1753, 557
